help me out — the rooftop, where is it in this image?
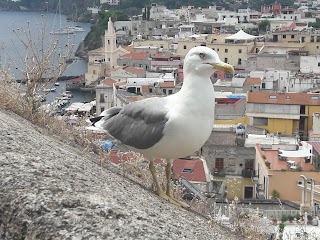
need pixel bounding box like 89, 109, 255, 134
262, 148, 315, 171
247, 92, 320, 105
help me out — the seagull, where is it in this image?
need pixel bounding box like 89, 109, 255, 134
89, 46, 234, 207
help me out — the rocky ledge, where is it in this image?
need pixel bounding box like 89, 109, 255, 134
0, 110, 237, 240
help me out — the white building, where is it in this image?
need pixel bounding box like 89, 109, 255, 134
100, 0, 120, 5
249, 69, 291, 92
300, 55, 320, 74
178, 24, 194, 39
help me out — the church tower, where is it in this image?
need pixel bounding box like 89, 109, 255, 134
104, 17, 117, 68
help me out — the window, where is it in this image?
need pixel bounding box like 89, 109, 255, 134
163, 89, 167, 95
311, 96, 319, 100
286, 95, 290, 99
224, 73, 233, 78
262, 82, 266, 89
224, 58, 228, 63
100, 107, 105, 113
215, 158, 224, 171
244, 186, 253, 199
182, 168, 193, 173
168, 89, 173, 95
269, 95, 277, 99
252, 117, 268, 126
183, 45, 187, 49
318, 62, 320, 67
108, 40, 110, 44
245, 159, 254, 170
99, 93, 105, 103
93, 70, 96, 75
239, 49, 242, 53
238, 58, 241, 65
225, 49, 228, 53
283, 35, 286, 39
291, 35, 295, 39
217, 48, 219, 51
311, 36, 315, 42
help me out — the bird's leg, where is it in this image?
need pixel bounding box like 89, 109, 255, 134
165, 160, 172, 196
165, 159, 190, 208
149, 159, 169, 199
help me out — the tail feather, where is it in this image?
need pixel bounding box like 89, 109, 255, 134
89, 107, 122, 127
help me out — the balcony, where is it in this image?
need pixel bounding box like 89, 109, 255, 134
241, 169, 256, 178
256, 184, 265, 199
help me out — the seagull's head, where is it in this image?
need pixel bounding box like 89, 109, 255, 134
184, 46, 234, 76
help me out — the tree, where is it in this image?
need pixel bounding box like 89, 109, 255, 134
0, 15, 74, 116
309, 18, 320, 28
259, 20, 270, 33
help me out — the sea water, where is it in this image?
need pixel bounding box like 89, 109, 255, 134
0, 10, 95, 103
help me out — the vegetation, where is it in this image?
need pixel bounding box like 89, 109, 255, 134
0, 0, 296, 14
309, 18, 320, 28
271, 189, 280, 199
258, 20, 270, 33
83, 10, 129, 52
0, 17, 73, 116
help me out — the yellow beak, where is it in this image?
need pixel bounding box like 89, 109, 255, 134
213, 62, 234, 74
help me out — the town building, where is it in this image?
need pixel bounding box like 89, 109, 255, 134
254, 141, 320, 205
246, 92, 320, 140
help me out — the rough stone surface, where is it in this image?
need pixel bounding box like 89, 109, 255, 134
0, 110, 238, 240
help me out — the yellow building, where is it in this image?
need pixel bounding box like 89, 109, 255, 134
176, 31, 260, 68
246, 92, 320, 140
254, 143, 320, 204
214, 176, 255, 200
85, 18, 129, 87
270, 30, 320, 55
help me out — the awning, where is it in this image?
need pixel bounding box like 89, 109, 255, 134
225, 30, 258, 40
279, 149, 313, 158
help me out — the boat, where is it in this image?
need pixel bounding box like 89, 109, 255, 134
66, 25, 85, 32
54, 82, 60, 86
50, 0, 75, 35
43, 87, 56, 92
50, 28, 75, 35
61, 91, 73, 98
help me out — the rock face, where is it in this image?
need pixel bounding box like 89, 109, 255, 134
0, 110, 237, 240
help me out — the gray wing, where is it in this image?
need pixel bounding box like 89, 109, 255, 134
105, 98, 169, 149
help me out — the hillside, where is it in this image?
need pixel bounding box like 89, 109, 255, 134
0, 110, 238, 239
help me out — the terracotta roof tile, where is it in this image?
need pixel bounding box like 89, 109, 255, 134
247, 92, 320, 105
123, 66, 145, 75
121, 52, 149, 60
172, 158, 207, 182
114, 81, 126, 86
101, 78, 116, 87
159, 81, 175, 88
124, 45, 133, 52
243, 77, 261, 85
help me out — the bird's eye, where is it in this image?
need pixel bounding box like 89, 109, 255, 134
199, 52, 206, 59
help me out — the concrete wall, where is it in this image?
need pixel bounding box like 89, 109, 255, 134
246, 102, 300, 115
269, 171, 320, 202
202, 131, 256, 176
215, 98, 246, 120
